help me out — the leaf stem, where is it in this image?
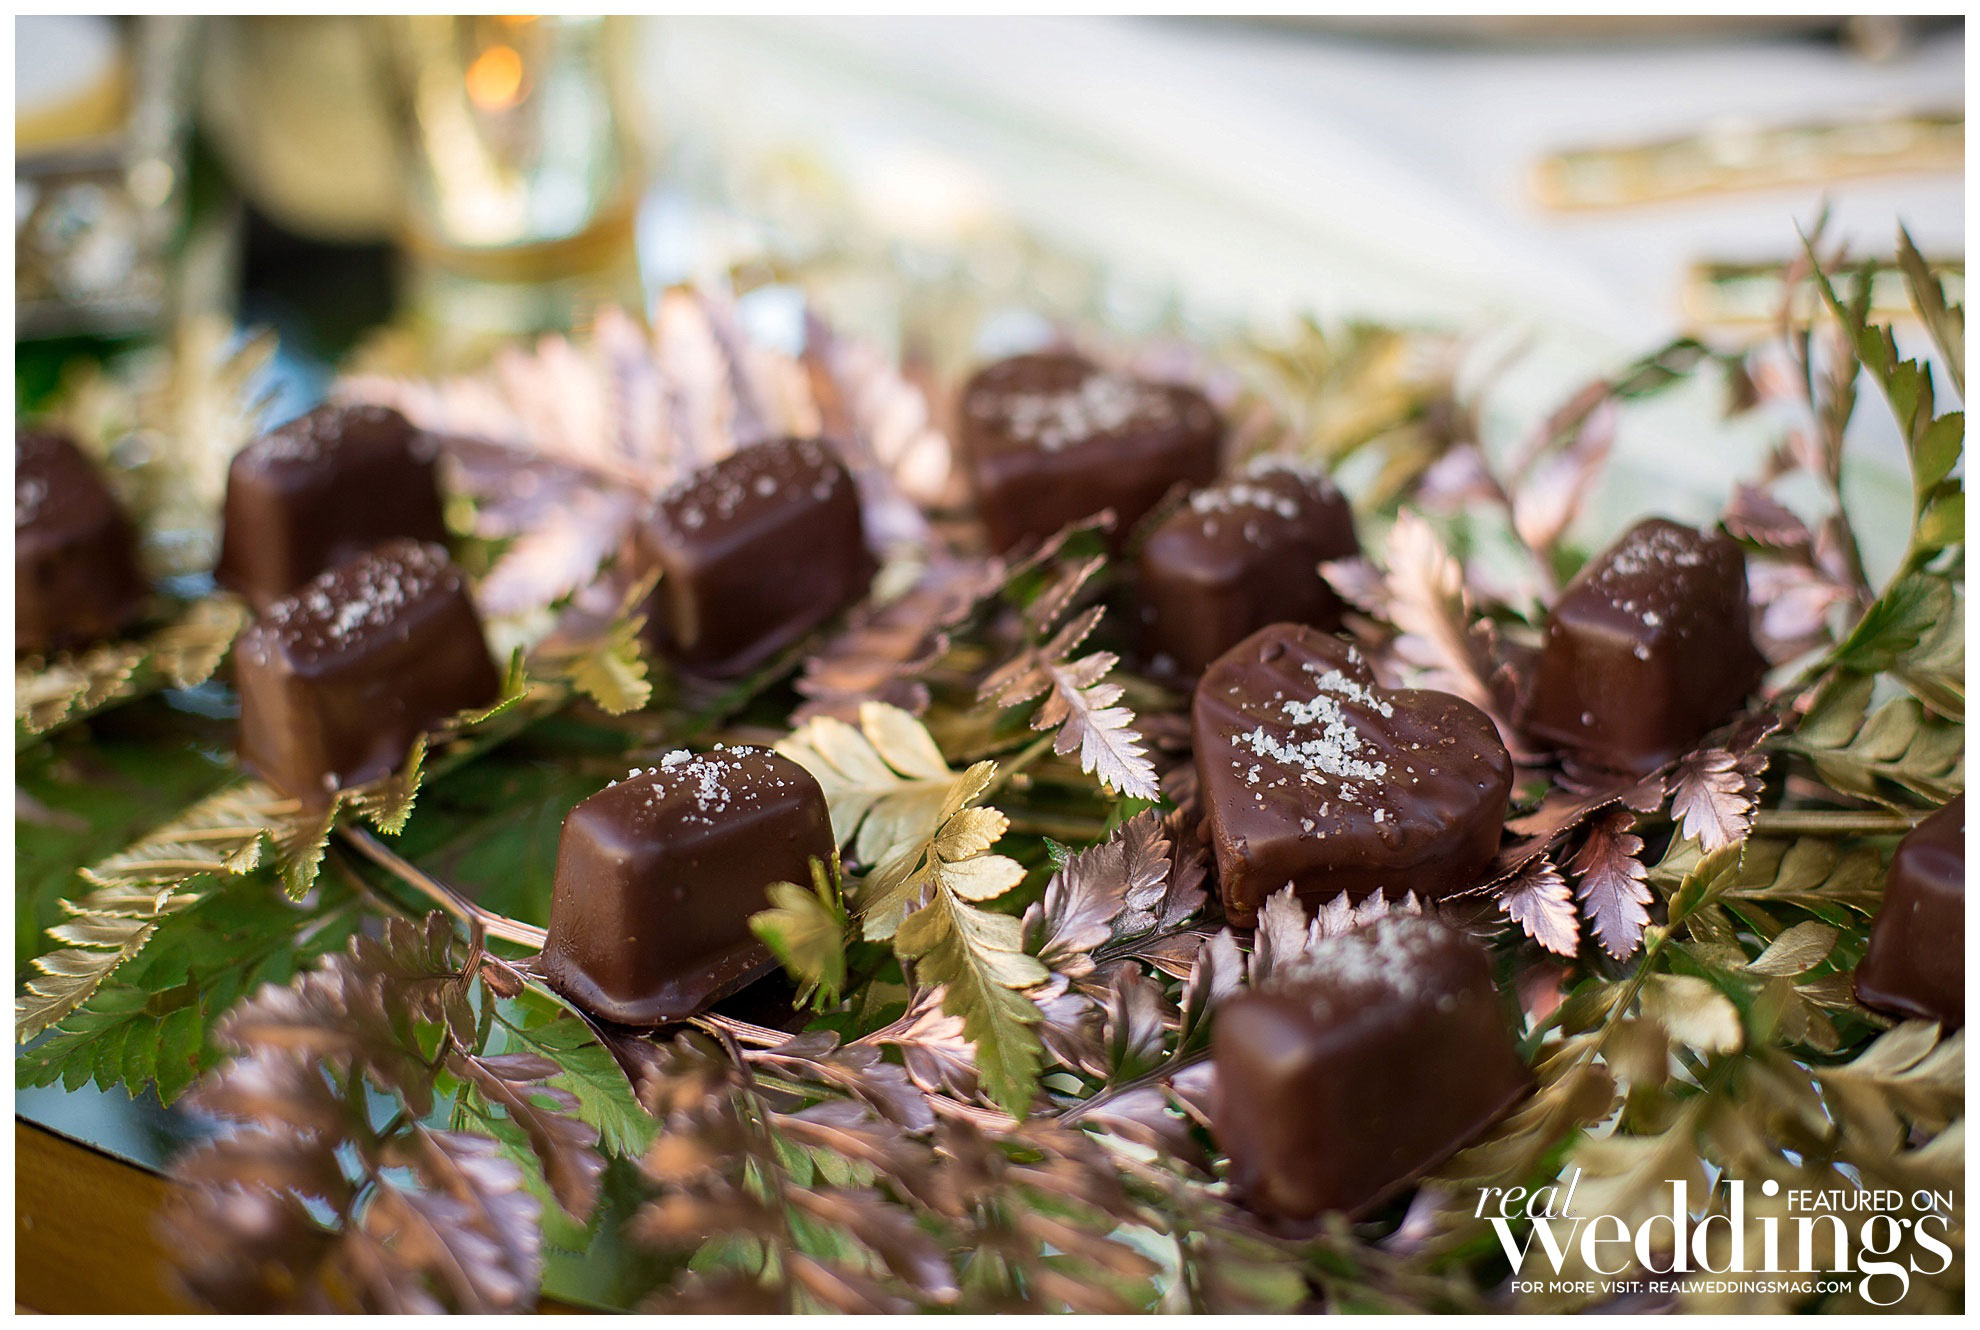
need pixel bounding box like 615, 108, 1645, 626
1748, 808, 1920, 836
338, 826, 547, 950
980, 731, 1061, 799
1004, 812, 1116, 842
1055, 1046, 1211, 1126
692, 1011, 791, 1048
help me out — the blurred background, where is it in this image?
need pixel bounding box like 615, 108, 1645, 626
17, 15, 1963, 594
11, 9, 1966, 1278
17, 15, 1962, 376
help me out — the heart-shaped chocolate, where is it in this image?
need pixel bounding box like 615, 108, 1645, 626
1192, 623, 1513, 926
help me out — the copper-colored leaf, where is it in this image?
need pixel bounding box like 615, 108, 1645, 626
980, 551, 1158, 800
1568, 809, 1651, 960
450, 1051, 604, 1224
1381, 509, 1515, 738
1023, 809, 1174, 978
1668, 746, 1767, 852
1498, 855, 1580, 957
795, 555, 1004, 721
1723, 482, 1813, 549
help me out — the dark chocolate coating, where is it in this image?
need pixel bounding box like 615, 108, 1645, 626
1854, 795, 1964, 1029
1213, 914, 1532, 1221
16, 430, 146, 655
1519, 518, 1765, 774
1136, 458, 1359, 677
959, 352, 1222, 553
234, 539, 500, 807
634, 437, 874, 678
216, 404, 449, 610
540, 747, 835, 1026
1193, 623, 1512, 926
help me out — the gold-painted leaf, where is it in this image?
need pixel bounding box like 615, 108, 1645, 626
561, 622, 652, 716
15, 919, 159, 1041
573, 639, 651, 715
1720, 837, 1885, 917
348, 653, 544, 840
860, 698, 959, 781
894, 889, 1045, 1117
1816, 1021, 1963, 1145
820, 734, 1047, 1115
1783, 674, 1963, 806
40, 660, 553, 1043
857, 760, 1013, 943
931, 807, 1009, 862
16, 883, 202, 1043
779, 703, 965, 868
15, 596, 249, 745
1745, 920, 1839, 977
80, 781, 298, 889
352, 738, 427, 838
279, 801, 344, 902
934, 853, 1027, 903
1639, 974, 1744, 1054
750, 869, 849, 1010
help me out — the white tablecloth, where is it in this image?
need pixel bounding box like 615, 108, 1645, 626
641, 17, 1959, 573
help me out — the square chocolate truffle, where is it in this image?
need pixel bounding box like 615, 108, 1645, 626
235, 539, 500, 806
1135, 457, 1359, 677
1854, 795, 1964, 1029
216, 404, 450, 610
1214, 914, 1531, 1221
959, 352, 1222, 553
633, 437, 873, 678
16, 430, 146, 655
1519, 518, 1765, 774
539, 747, 835, 1026
1193, 623, 1512, 926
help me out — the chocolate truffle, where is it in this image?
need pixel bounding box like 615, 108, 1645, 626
1519, 518, 1765, 774
1854, 795, 1964, 1029
1214, 914, 1531, 1221
634, 437, 874, 678
1193, 623, 1512, 926
235, 540, 500, 806
540, 747, 834, 1026
959, 352, 1222, 552
216, 404, 449, 610
16, 430, 146, 655
1135, 457, 1359, 676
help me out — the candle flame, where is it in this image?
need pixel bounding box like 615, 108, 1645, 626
465, 43, 525, 110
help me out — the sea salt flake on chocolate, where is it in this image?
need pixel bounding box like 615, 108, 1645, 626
1213, 914, 1531, 1222
960, 352, 1222, 552
234, 539, 500, 806
540, 746, 835, 1026
634, 437, 874, 678
1519, 517, 1764, 773
15, 430, 146, 655
216, 404, 450, 610
1135, 458, 1358, 676
1193, 623, 1511, 926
